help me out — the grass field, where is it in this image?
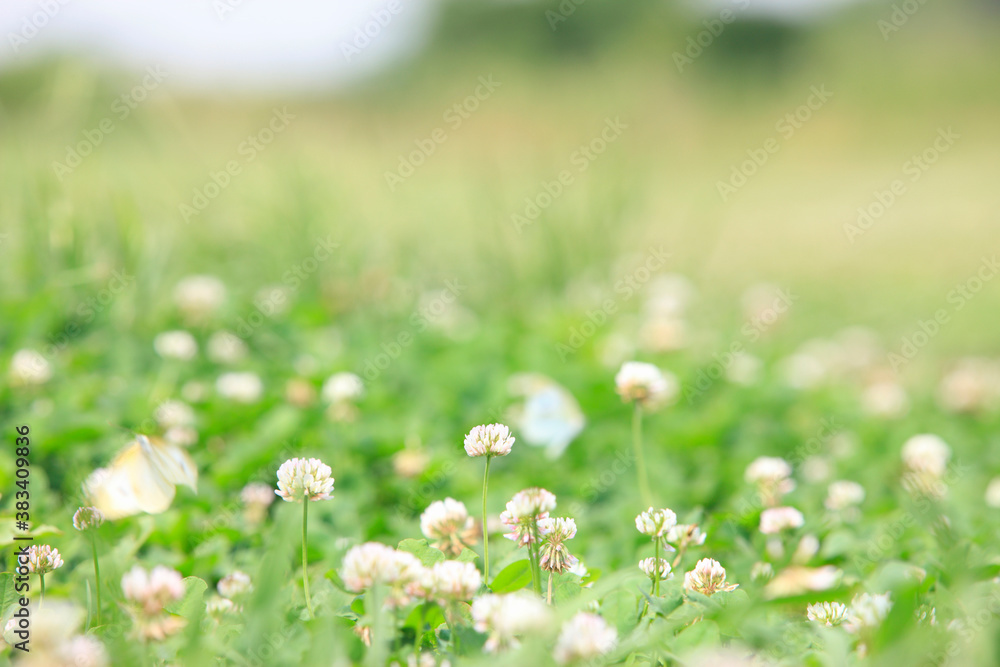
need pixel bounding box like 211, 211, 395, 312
2, 1, 1000, 665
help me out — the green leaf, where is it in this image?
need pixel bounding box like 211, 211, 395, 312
456, 548, 479, 564
490, 560, 531, 593
165, 576, 208, 618
397, 539, 446, 567
674, 619, 720, 651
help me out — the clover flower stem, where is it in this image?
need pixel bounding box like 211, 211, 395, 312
482, 455, 492, 585
415, 603, 427, 658
445, 602, 461, 655
39, 573, 45, 603
366, 585, 389, 667
528, 529, 543, 596
547, 572, 553, 605
302, 499, 314, 617
632, 404, 652, 507
91, 536, 102, 625
671, 539, 687, 570
653, 538, 661, 597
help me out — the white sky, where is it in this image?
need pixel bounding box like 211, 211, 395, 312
0, 0, 867, 93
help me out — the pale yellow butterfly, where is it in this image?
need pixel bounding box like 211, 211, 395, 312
83, 434, 198, 520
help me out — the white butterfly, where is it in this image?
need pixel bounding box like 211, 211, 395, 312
506, 373, 585, 459
83, 434, 198, 520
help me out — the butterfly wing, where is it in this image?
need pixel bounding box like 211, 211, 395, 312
83, 464, 145, 520
83, 441, 175, 518
139, 435, 198, 492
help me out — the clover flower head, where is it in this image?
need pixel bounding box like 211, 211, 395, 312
322, 372, 365, 403
553, 612, 618, 665
807, 601, 849, 627
174, 274, 226, 321
10, 348, 52, 386
154, 331, 197, 361
464, 423, 515, 458
500, 488, 556, 546
825, 480, 865, 511
638, 557, 673, 580
901, 434, 950, 477
218, 571, 252, 599
420, 498, 478, 556
759, 506, 805, 535
684, 558, 738, 596
216, 371, 263, 403
122, 565, 185, 617
25, 545, 63, 574
341, 543, 425, 607
154, 400, 195, 429
615, 361, 677, 410
73, 506, 105, 531
275, 458, 334, 502
424, 560, 482, 602
538, 517, 578, 573
665, 523, 706, 547
635, 507, 678, 538
471, 592, 551, 653
845, 593, 892, 634
207, 331, 248, 364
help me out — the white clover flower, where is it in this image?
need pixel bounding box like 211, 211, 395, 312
420, 498, 478, 556
464, 423, 515, 458
275, 458, 334, 502
153, 330, 198, 361
164, 425, 198, 447
615, 361, 677, 410
553, 612, 618, 664
807, 601, 849, 627
206, 596, 239, 618
11, 601, 109, 667
216, 371, 263, 403
938, 358, 1000, 413
861, 379, 909, 418
174, 274, 226, 322
25, 545, 64, 574
845, 592, 892, 634
750, 561, 774, 582
122, 565, 185, 616
745, 456, 795, 506
901, 434, 951, 477
759, 507, 805, 535
764, 566, 841, 599
154, 400, 195, 428
500, 488, 556, 546
241, 482, 275, 523
9, 348, 52, 386
341, 543, 424, 606
635, 507, 678, 538
665, 523, 706, 547
726, 352, 763, 386
218, 571, 252, 599
825, 480, 866, 512
538, 517, 578, 573
207, 331, 248, 364
322, 372, 365, 403
638, 557, 673, 580
471, 592, 551, 653
684, 558, 738, 596
986, 477, 1000, 508
425, 560, 482, 602
73, 506, 105, 531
